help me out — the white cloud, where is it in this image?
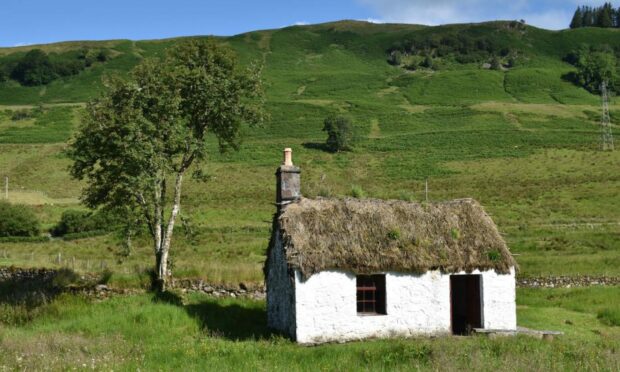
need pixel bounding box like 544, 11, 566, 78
294, 21, 309, 26
356, 0, 619, 30
13, 42, 32, 47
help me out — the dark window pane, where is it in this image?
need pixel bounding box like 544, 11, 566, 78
356, 274, 386, 315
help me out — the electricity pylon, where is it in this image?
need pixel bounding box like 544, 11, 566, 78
600, 81, 614, 151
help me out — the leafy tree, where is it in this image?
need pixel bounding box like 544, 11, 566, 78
69, 39, 265, 291
322, 115, 354, 152
573, 48, 617, 93
11, 49, 57, 86
0, 201, 39, 237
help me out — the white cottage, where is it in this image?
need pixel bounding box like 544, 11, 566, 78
265, 149, 518, 344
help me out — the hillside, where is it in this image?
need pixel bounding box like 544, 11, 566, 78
0, 20, 618, 284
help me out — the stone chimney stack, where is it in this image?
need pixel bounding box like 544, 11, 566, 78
276, 148, 301, 209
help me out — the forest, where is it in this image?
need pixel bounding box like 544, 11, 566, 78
570, 2, 620, 28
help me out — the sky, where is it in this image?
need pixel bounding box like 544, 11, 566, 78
1, 0, 617, 47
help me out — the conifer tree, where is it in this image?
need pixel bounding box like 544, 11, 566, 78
570, 6, 584, 28
597, 2, 614, 28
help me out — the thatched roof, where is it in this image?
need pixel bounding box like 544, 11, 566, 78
272, 197, 517, 279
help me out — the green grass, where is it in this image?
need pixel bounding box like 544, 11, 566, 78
0, 287, 618, 370
0, 106, 76, 143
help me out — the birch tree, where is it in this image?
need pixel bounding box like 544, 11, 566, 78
69, 39, 264, 291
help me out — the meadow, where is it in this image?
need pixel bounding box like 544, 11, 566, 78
0, 287, 618, 370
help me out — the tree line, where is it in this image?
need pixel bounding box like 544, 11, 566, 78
570, 3, 620, 28
0, 48, 109, 86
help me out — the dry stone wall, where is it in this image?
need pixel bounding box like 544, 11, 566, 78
2, 267, 618, 300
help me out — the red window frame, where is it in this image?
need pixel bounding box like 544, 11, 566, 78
356, 274, 386, 315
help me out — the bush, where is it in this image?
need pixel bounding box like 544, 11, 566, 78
420, 55, 434, 69
11, 49, 57, 86
322, 115, 354, 152
350, 185, 366, 198
490, 56, 502, 70
10, 109, 33, 121
565, 45, 618, 93
0, 201, 40, 237
51, 209, 117, 237
0, 236, 48, 243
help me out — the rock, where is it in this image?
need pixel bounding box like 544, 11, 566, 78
239, 282, 248, 291
95, 284, 109, 291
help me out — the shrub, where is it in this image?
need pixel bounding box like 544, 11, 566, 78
450, 228, 461, 240
350, 185, 366, 198
10, 109, 33, 121
420, 55, 434, 69
490, 56, 502, 70
0, 201, 39, 237
51, 209, 117, 237
387, 228, 401, 240
323, 115, 354, 152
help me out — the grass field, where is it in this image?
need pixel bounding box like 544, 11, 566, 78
0, 287, 618, 370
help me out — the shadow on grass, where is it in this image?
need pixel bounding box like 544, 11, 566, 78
152, 289, 185, 306
185, 300, 274, 341
302, 142, 333, 153
0, 268, 82, 307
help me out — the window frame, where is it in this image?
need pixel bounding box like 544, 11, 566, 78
356, 274, 387, 316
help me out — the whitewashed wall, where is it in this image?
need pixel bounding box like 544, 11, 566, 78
266, 229, 296, 337
293, 268, 516, 344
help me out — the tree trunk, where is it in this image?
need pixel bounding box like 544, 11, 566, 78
154, 249, 168, 292
154, 172, 184, 292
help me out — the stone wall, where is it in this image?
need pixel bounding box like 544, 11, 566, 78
517, 275, 620, 288
3, 267, 617, 302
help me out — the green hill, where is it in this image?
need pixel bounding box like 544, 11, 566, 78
0, 21, 618, 284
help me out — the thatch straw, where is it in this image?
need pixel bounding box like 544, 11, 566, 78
271, 197, 517, 279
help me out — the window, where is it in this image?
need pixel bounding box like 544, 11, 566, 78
356, 274, 386, 315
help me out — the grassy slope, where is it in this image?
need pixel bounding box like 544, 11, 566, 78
0, 21, 618, 284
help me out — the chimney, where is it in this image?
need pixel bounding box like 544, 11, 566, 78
276, 148, 301, 209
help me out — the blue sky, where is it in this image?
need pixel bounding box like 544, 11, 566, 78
1, 0, 616, 47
